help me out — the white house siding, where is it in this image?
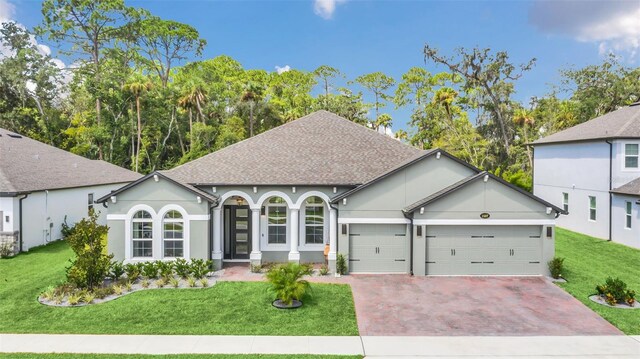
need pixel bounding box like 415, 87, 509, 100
21, 183, 129, 251
533, 142, 610, 239
611, 194, 640, 248
612, 140, 640, 188
0, 197, 17, 232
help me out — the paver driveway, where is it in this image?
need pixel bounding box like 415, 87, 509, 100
346, 275, 622, 336
219, 264, 621, 336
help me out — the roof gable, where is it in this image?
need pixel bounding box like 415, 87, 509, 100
166, 110, 422, 186
0, 129, 141, 195
532, 103, 640, 145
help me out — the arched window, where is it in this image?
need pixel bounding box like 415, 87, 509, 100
163, 210, 184, 258
304, 196, 324, 244
132, 210, 153, 257
267, 197, 287, 244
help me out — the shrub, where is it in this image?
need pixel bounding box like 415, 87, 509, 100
191, 259, 212, 279
41, 286, 56, 301
67, 292, 82, 305
336, 254, 347, 275
124, 263, 141, 281
60, 215, 75, 239
300, 263, 314, 276
596, 277, 636, 306
174, 258, 191, 278
548, 257, 565, 279
141, 261, 158, 279
93, 286, 114, 299
266, 262, 310, 306
199, 278, 209, 287
319, 264, 329, 276
169, 277, 180, 288
187, 277, 197, 287
125, 281, 133, 292
141, 279, 150, 289
110, 261, 125, 281
65, 209, 112, 290
157, 261, 174, 279
0, 242, 14, 258
112, 285, 123, 295
155, 278, 166, 288
250, 264, 262, 273
83, 292, 96, 304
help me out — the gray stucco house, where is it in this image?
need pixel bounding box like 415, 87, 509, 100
99, 111, 563, 276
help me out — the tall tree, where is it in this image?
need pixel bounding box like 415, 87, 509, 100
38, 0, 136, 159
123, 73, 152, 172
424, 45, 535, 163
313, 65, 342, 109
354, 72, 395, 124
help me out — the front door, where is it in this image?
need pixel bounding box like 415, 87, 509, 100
224, 205, 252, 260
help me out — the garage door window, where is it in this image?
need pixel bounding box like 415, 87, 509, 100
267, 197, 287, 244
132, 210, 153, 257
304, 197, 324, 244
589, 196, 596, 221
625, 201, 632, 229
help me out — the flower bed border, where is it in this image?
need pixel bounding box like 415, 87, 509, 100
588, 295, 640, 310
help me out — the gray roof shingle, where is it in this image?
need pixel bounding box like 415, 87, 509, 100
0, 129, 141, 195
532, 103, 640, 145
612, 178, 640, 197
166, 110, 423, 186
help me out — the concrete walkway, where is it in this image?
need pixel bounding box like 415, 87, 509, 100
1, 334, 639, 357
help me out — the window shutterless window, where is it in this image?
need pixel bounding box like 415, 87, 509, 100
163, 210, 184, 257
562, 192, 569, 212
625, 201, 632, 229
589, 196, 597, 221
88, 193, 94, 213
305, 196, 324, 245
267, 197, 287, 244
132, 210, 153, 257
625, 144, 639, 168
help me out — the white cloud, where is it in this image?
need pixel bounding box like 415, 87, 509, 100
0, 0, 15, 23
313, 0, 346, 20
529, 0, 640, 59
275, 65, 291, 74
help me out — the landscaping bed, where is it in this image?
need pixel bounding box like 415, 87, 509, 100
0, 241, 359, 336
555, 228, 640, 334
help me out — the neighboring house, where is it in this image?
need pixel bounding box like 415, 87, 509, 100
532, 101, 640, 248
99, 111, 563, 276
0, 128, 141, 254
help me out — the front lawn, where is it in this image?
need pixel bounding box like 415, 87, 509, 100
0, 355, 361, 359
555, 228, 640, 334
0, 241, 358, 336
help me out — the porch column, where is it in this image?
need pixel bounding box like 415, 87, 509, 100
212, 207, 222, 270
328, 208, 337, 272
250, 208, 261, 264
288, 208, 300, 262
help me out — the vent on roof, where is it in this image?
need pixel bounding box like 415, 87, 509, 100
7, 134, 22, 138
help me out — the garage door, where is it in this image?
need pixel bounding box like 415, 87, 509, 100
349, 224, 408, 273
426, 226, 543, 275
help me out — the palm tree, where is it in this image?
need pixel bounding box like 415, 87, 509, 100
123, 74, 152, 172
178, 80, 208, 140
240, 81, 264, 137
513, 108, 535, 169
375, 113, 393, 133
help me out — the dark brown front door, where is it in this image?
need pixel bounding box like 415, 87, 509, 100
224, 205, 251, 260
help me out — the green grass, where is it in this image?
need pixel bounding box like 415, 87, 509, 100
555, 227, 640, 334
0, 241, 358, 336
0, 355, 361, 359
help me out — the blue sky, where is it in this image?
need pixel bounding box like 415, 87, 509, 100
4, 0, 640, 131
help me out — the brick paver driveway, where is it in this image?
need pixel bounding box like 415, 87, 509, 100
345, 275, 621, 336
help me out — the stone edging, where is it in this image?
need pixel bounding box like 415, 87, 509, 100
588, 295, 639, 310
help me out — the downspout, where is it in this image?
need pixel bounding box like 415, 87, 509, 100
329, 202, 340, 255
402, 210, 414, 276
606, 140, 613, 241
18, 193, 29, 252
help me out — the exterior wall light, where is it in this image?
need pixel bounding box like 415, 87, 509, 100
343, 198, 347, 205
333, 187, 337, 193
292, 186, 296, 193
436, 152, 441, 159
197, 196, 202, 204
253, 186, 258, 193
153, 174, 159, 182
420, 207, 424, 214
484, 174, 489, 182
212, 187, 217, 193
546, 207, 552, 215
110, 196, 117, 204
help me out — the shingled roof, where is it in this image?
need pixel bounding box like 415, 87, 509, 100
165, 110, 423, 186
0, 128, 141, 195
532, 102, 640, 145
612, 178, 640, 197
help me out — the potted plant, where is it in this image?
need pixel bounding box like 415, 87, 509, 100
266, 262, 310, 309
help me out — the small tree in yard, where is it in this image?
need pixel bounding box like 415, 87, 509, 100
66, 209, 112, 290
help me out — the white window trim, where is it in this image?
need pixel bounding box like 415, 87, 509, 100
262, 200, 289, 250
588, 196, 597, 222
162, 211, 185, 259
621, 141, 640, 172
124, 204, 192, 261
299, 199, 328, 251
625, 201, 632, 230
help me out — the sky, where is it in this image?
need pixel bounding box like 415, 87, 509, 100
2, 0, 640, 132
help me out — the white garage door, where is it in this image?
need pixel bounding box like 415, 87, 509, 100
349, 224, 408, 273
426, 225, 543, 275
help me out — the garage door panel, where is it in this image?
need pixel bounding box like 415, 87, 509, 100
426, 225, 544, 276
349, 224, 407, 273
